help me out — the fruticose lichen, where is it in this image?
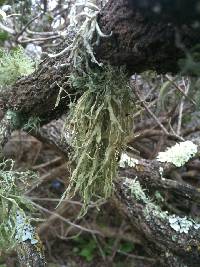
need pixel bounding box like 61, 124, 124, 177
63, 66, 135, 213
57, 2, 135, 214
157, 141, 197, 167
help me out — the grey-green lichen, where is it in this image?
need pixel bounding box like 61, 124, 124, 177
0, 159, 37, 250
125, 178, 200, 234
157, 141, 197, 167
63, 66, 135, 213
15, 211, 38, 245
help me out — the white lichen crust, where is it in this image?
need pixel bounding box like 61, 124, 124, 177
15, 211, 38, 245
157, 141, 197, 167
168, 215, 200, 234
119, 153, 138, 168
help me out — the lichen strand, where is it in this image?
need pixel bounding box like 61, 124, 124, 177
64, 66, 135, 212
157, 141, 198, 167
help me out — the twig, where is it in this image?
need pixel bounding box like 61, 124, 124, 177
32, 201, 101, 235
177, 78, 190, 135
165, 74, 196, 106
132, 77, 183, 141
16, 14, 42, 41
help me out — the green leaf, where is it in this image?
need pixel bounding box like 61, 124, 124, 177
79, 247, 94, 262
119, 242, 135, 253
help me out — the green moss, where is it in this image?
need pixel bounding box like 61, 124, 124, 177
63, 66, 135, 213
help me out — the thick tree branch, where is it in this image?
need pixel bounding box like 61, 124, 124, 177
95, 0, 200, 73
115, 178, 200, 267
0, 0, 199, 123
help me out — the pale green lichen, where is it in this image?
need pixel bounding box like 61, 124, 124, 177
125, 178, 168, 220
126, 178, 147, 203
168, 215, 200, 234
0, 159, 37, 250
63, 66, 135, 213
157, 141, 197, 167
3, 110, 22, 128
119, 153, 138, 168
15, 211, 38, 245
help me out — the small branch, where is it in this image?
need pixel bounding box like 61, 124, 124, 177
131, 77, 184, 141
177, 78, 190, 135
165, 75, 196, 106
0, 21, 15, 34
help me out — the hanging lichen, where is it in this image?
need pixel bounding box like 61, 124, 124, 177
63, 65, 135, 213
52, 1, 136, 213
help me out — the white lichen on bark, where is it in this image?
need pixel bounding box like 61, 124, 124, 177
157, 141, 197, 167
168, 215, 200, 234
119, 153, 138, 168
15, 211, 38, 245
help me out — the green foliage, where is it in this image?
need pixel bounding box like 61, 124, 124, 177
63, 65, 135, 213
72, 235, 135, 262
73, 236, 97, 262
0, 31, 8, 42
0, 46, 34, 86
103, 238, 135, 256
0, 159, 36, 251
119, 241, 135, 253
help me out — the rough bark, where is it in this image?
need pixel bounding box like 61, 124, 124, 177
17, 240, 46, 267
0, 0, 199, 122
95, 0, 200, 73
